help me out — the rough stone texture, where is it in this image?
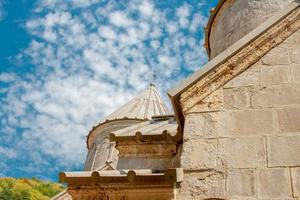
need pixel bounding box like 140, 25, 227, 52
250, 84, 300, 109
177, 171, 226, 199
277, 107, 300, 133
268, 135, 300, 167
261, 45, 290, 65
292, 168, 300, 197
224, 110, 274, 136
257, 168, 292, 198
223, 87, 249, 110
188, 89, 224, 113
227, 169, 256, 198
224, 66, 259, 88
184, 113, 220, 139
292, 63, 300, 83
179, 27, 300, 200
260, 65, 291, 85
289, 43, 300, 64
218, 137, 266, 168
180, 139, 217, 170
209, 0, 292, 58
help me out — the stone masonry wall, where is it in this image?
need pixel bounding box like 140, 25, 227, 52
177, 29, 300, 199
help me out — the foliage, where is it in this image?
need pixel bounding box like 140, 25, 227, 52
0, 177, 65, 200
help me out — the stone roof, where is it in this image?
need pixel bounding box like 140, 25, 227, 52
110, 115, 179, 142
105, 83, 169, 121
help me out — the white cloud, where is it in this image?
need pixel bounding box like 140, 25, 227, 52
0, 146, 17, 159
139, 1, 154, 17
176, 3, 191, 28
109, 11, 133, 27
0, 0, 210, 178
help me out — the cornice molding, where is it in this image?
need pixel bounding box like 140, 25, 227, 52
180, 6, 300, 114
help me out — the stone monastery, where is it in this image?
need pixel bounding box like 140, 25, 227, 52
53, 0, 300, 199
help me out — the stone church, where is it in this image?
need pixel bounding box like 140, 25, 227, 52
53, 0, 300, 199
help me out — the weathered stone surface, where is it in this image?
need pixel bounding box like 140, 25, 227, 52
223, 87, 249, 110
258, 168, 292, 198
261, 45, 290, 65
180, 139, 217, 170
260, 65, 291, 85
177, 171, 226, 199
289, 43, 300, 64
227, 169, 256, 198
268, 135, 300, 167
184, 112, 220, 139
277, 107, 300, 133
188, 89, 224, 113
250, 84, 300, 108
224, 66, 259, 88
218, 137, 266, 168
291, 168, 300, 197
223, 110, 274, 136
208, 0, 292, 58
292, 63, 300, 83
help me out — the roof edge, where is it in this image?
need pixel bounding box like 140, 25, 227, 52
204, 0, 228, 58
169, 1, 300, 131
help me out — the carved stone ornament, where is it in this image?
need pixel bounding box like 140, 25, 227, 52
180, 6, 300, 114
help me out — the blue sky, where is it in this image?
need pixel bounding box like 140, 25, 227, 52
0, 0, 218, 182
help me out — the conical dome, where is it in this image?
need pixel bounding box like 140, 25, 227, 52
105, 83, 169, 121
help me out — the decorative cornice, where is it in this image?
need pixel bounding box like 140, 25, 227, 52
181, 5, 300, 114
60, 168, 183, 186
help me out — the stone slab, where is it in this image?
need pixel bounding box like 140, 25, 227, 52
250, 84, 300, 108
258, 168, 292, 198
218, 137, 266, 168
180, 139, 217, 170
268, 135, 300, 167
292, 63, 300, 83
292, 168, 300, 197
223, 87, 249, 110
223, 109, 274, 136
260, 65, 291, 85
184, 112, 220, 139
227, 169, 256, 198
278, 107, 300, 133
177, 171, 226, 199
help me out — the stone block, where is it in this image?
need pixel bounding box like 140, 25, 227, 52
184, 112, 220, 139
218, 137, 266, 168
262, 45, 290, 65
289, 43, 300, 64
258, 168, 292, 198
250, 84, 300, 108
292, 63, 300, 83
184, 113, 205, 139
278, 107, 300, 133
291, 168, 300, 197
285, 29, 300, 44
268, 135, 300, 167
224, 66, 259, 88
260, 65, 291, 85
227, 169, 256, 198
180, 139, 217, 170
223, 110, 274, 136
178, 171, 226, 199
223, 87, 249, 110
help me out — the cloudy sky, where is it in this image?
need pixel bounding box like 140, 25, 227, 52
0, 0, 218, 181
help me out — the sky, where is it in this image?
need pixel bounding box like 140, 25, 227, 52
0, 0, 218, 182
